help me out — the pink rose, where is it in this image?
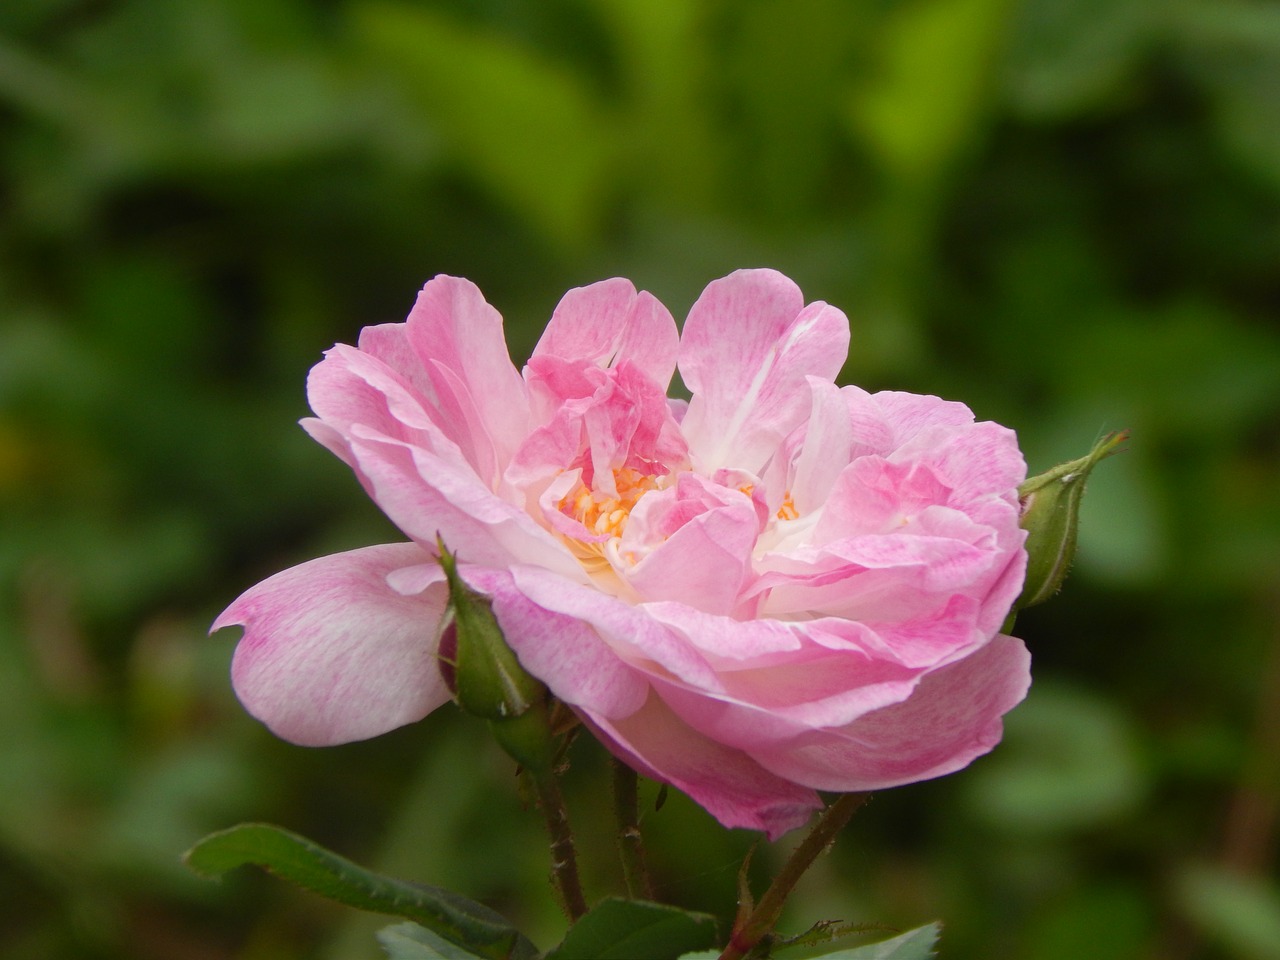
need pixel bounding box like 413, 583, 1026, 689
215, 269, 1030, 838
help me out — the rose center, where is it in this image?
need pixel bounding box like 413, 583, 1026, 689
564, 466, 660, 540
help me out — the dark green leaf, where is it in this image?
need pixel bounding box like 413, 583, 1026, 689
184, 823, 536, 960
545, 897, 719, 960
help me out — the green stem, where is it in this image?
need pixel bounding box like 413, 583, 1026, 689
529, 768, 588, 921
611, 758, 655, 900
718, 793, 870, 960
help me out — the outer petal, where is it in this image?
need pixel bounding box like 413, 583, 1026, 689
404, 276, 532, 468
342, 430, 584, 579
214, 543, 450, 747
752, 633, 1032, 792
532, 278, 679, 388
679, 269, 850, 473
890, 420, 1027, 508
580, 692, 822, 839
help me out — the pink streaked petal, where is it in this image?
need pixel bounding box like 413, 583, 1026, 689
579, 693, 821, 839
789, 377, 855, 514
891, 420, 1027, 505
346, 432, 583, 579
803, 597, 982, 669
505, 566, 722, 689
874, 390, 975, 448
823, 534, 996, 591
976, 545, 1028, 635
308, 344, 443, 445
461, 566, 649, 718
842, 385, 896, 459
533, 279, 679, 387
405, 276, 531, 464
650, 662, 920, 752
679, 269, 850, 472
355, 321, 439, 407
753, 634, 1032, 792
620, 478, 758, 614
750, 552, 961, 622
641, 603, 806, 661
215, 543, 449, 746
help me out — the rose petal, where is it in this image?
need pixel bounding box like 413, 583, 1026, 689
214, 543, 449, 746
579, 692, 822, 839
405, 276, 531, 466
753, 633, 1032, 792
532, 279, 679, 388
679, 269, 850, 473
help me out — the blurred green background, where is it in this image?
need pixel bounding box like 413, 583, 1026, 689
3, 0, 1280, 957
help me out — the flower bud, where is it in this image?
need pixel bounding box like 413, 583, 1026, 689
1015, 431, 1128, 611
437, 539, 554, 773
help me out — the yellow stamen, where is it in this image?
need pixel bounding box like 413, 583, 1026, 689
563, 467, 660, 541
776, 491, 799, 521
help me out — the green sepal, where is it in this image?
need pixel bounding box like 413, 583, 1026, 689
437, 539, 546, 722
184, 822, 537, 960
486, 697, 556, 776
544, 897, 720, 960
1013, 431, 1128, 613
437, 540, 557, 774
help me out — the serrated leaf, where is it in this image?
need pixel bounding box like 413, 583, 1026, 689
544, 897, 719, 960
184, 823, 536, 960
379, 922, 492, 960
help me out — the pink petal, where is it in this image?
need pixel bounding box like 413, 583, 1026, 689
873, 391, 975, 447
789, 378, 855, 515
404, 276, 532, 466
619, 474, 758, 614
752, 634, 1032, 792
532, 278, 679, 388
505, 566, 722, 689
890, 420, 1026, 507
579, 692, 822, 839
344, 431, 583, 577
679, 269, 850, 473
214, 543, 450, 746
648, 660, 919, 752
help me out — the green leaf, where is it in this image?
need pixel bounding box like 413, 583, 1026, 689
805, 922, 941, 959
379, 922, 492, 960
184, 823, 536, 960
545, 897, 719, 960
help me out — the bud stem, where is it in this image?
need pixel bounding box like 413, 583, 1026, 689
527, 764, 587, 921
611, 759, 655, 900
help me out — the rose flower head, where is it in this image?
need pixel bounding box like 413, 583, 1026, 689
214, 269, 1030, 839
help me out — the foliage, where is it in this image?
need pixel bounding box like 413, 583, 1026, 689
2, 0, 1279, 958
